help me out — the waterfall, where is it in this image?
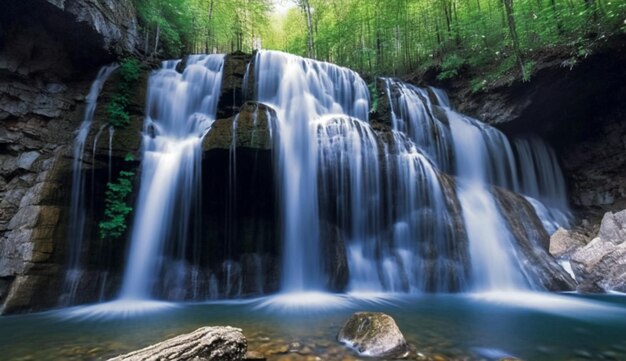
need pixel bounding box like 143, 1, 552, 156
118, 55, 224, 301
385, 79, 454, 170
382, 78, 572, 291
63, 64, 117, 304
71, 53, 574, 306
448, 112, 528, 290
253, 50, 369, 292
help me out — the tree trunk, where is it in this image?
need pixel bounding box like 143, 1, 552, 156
300, 0, 315, 58
107, 327, 246, 361
206, 0, 214, 53
153, 22, 160, 57
502, 0, 526, 79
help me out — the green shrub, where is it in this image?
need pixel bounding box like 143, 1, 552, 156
437, 54, 465, 80
107, 58, 141, 129
368, 82, 379, 113
98, 155, 136, 241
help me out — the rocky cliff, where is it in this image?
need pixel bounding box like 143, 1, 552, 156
0, 0, 140, 313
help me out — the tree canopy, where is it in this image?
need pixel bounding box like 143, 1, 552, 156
133, 0, 626, 83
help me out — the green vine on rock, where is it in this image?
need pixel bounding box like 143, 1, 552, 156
98, 154, 136, 241
107, 58, 141, 129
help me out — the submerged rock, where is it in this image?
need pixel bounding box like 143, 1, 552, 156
107, 326, 247, 361
337, 312, 409, 358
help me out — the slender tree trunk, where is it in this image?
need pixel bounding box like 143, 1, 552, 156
502, 0, 526, 78
206, 0, 214, 53
153, 22, 161, 56
144, 27, 150, 55
300, 0, 315, 58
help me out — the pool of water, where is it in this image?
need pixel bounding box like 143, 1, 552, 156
1, 292, 626, 361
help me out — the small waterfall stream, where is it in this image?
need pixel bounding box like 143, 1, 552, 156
63, 64, 117, 304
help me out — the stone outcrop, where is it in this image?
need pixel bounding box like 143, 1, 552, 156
337, 312, 409, 358
204, 101, 276, 152
107, 326, 247, 361
217, 52, 254, 120
0, 0, 143, 313
494, 188, 577, 291
1, 1, 140, 73
562, 110, 626, 209
570, 210, 626, 292
45, 0, 140, 58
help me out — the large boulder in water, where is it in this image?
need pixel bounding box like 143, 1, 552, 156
570, 211, 626, 292
337, 312, 409, 358
107, 326, 247, 361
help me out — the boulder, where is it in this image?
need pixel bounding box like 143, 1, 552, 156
571, 237, 626, 292
598, 210, 626, 244
549, 227, 584, 257
337, 312, 409, 358
107, 326, 247, 361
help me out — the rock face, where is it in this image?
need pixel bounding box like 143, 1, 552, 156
337, 312, 409, 358
45, 0, 140, 58
1, 1, 139, 73
107, 326, 247, 361
570, 210, 626, 292
0, 0, 143, 313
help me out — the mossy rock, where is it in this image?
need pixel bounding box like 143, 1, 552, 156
337, 312, 409, 358
203, 101, 276, 151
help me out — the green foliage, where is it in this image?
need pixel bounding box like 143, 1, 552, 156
107, 58, 141, 129
107, 95, 131, 128
437, 54, 465, 80
130, 0, 625, 86
368, 82, 378, 113
118, 58, 141, 83
99, 167, 135, 241
133, 0, 273, 57
522, 60, 535, 82
470, 78, 487, 93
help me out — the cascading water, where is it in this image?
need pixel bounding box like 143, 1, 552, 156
63, 64, 117, 304
254, 50, 369, 292
382, 77, 572, 291
118, 55, 225, 301
69, 54, 574, 309
448, 112, 528, 290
